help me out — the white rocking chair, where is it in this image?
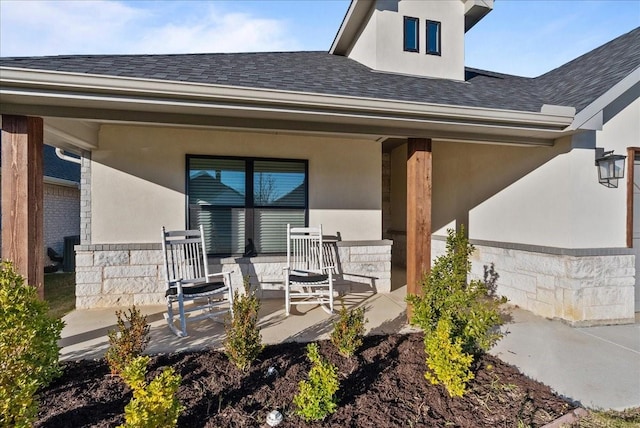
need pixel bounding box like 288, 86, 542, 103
284, 224, 334, 316
161, 225, 234, 337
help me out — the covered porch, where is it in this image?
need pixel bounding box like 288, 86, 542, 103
3, 66, 597, 325
58, 280, 412, 361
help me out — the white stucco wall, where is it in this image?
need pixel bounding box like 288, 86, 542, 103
469, 98, 638, 248
348, 0, 465, 80
386, 97, 639, 249
90, 125, 382, 244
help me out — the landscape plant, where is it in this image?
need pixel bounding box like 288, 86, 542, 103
330, 304, 367, 358
105, 305, 150, 376
293, 342, 339, 422
224, 276, 263, 371
407, 227, 507, 397
118, 355, 183, 428
0, 260, 64, 427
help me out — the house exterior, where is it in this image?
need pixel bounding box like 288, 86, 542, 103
0, 144, 80, 262
1, 0, 638, 325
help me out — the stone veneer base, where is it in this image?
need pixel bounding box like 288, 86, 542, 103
75, 240, 392, 309
432, 237, 635, 326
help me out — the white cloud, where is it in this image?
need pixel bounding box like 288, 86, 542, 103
0, 0, 299, 57
134, 9, 299, 54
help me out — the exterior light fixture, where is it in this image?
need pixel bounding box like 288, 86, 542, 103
595, 148, 626, 188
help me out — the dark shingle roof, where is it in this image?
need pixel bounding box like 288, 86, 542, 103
535, 27, 640, 112
0, 51, 546, 111
1, 27, 638, 115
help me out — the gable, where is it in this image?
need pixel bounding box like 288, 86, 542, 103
331, 0, 493, 80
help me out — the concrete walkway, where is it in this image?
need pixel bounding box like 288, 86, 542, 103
59, 288, 640, 411
490, 309, 640, 411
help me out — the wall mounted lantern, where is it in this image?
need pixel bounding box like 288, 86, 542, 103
595, 148, 626, 188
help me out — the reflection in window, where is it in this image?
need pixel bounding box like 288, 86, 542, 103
404, 16, 419, 52
187, 156, 307, 255
426, 20, 441, 55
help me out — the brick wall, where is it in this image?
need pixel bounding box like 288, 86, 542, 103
0, 181, 79, 258
44, 183, 80, 254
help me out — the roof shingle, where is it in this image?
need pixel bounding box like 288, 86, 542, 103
1, 27, 638, 115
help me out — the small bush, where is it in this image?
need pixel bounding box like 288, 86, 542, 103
294, 343, 339, 422
330, 305, 366, 358
407, 227, 507, 397
424, 317, 474, 397
224, 276, 263, 371
119, 356, 183, 428
0, 260, 64, 427
106, 306, 150, 376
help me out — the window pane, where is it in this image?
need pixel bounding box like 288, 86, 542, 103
188, 158, 246, 255
427, 21, 440, 55
254, 161, 306, 207
404, 17, 418, 52
254, 209, 305, 253
189, 206, 245, 254
189, 158, 245, 206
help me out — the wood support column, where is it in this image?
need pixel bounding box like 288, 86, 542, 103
406, 138, 432, 318
1, 115, 44, 297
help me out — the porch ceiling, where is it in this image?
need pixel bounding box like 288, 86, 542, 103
0, 67, 576, 149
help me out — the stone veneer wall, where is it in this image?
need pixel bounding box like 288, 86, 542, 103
432, 237, 635, 326
75, 240, 392, 309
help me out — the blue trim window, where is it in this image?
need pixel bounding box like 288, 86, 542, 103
403, 16, 419, 52
426, 20, 441, 55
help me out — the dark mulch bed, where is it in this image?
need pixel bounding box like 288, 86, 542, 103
36, 333, 574, 427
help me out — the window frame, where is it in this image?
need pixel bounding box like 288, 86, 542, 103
426, 20, 441, 56
186, 154, 309, 256
403, 16, 420, 53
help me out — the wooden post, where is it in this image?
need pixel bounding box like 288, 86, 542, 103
1, 115, 44, 298
406, 138, 432, 320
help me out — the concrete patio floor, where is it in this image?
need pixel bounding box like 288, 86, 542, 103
59, 285, 416, 361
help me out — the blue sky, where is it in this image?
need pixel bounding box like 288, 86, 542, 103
1, 0, 638, 77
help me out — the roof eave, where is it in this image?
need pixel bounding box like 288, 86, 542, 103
329, 0, 371, 55
0, 66, 575, 146
464, 0, 494, 32
568, 67, 640, 131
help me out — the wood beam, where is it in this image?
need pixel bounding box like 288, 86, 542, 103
406, 138, 432, 319
1, 115, 44, 297
627, 147, 640, 249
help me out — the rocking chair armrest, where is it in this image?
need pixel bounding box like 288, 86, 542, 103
321, 266, 335, 272
206, 270, 234, 288
167, 278, 185, 294
206, 271, 232, 279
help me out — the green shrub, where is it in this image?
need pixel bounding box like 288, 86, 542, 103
330, 305, 367, 358
106, 306, 150, 376
119, 356, 183, 428
407, 228, 507, 397
424, 317, 474, 397
294, 343, 339, 422
224, 276, 263, 371
0, 260, 64, 427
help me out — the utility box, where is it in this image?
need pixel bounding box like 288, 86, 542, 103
63, 235, 80, 272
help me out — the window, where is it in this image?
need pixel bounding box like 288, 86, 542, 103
187, 156, 307, 255
426, 20, 441, 55
403, 16, 419, 52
